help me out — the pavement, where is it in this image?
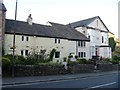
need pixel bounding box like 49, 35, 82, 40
2, 71, 119, 86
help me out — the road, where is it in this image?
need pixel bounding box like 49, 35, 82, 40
2, 72, 120, 90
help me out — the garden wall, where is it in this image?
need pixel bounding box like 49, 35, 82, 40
68, 64, 94, 73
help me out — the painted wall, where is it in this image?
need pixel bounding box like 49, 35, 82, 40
75, 18, 111, 59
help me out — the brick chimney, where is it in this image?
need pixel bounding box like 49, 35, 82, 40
27, 14, 32, 25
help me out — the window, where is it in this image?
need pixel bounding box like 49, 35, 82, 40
26, 36, 29, 41
88, 35, 90, 39
102, 36, 104, 43
25, 50, 28, 56
55, 51, 60, 58
54, 38, 60, 44
21, 50, 23, 56
22, 36, 24, 41
78, 52, 86, 58
55, 38, 57, 43
78, 41, 86, 47
58, 39, 60, 43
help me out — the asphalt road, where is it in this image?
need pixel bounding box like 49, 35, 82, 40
2, 72, 120, 90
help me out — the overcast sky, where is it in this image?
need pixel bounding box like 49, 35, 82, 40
4, 0, 119, 37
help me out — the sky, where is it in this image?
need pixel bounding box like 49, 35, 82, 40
4, 0, 119, 37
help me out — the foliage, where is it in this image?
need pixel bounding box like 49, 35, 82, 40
67, 60, 78, 66
109, 37, 116, 52
110, 59, 119, 64
2, 47, 5, 56
63, 57, 67, 62
49, 48, 56, 61
2, 57, 11, 67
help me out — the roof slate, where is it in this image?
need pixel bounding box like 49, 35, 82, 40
67, 16, 109, 31
5, 19, 90, 41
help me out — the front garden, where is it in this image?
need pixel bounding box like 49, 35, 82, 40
2, 50, 120, 77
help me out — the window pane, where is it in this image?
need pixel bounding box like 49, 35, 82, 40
58, 39, 60, 43
84, 42, 86, 47
22, 36, 24, 41
78, 41, 80, 46
102, 36, 104, 43
55, 38, 57, 43
78, 52, 80, 57
84, 52, 86, 57
26, 36, 29, 41
81, 52, 83, 58
25, 50, 28, 56
55, 52, 60, 58
81, 41, 83, 47
21, 50, 23, 56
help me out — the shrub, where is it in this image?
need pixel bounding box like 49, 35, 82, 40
63, 57, 67, 62
77, 58, 87, 64
68, 60, 78, 66
111, 59, 119, 64
15, 55, 26, 65
49, 48, 56, 61
2, 57, 11, 67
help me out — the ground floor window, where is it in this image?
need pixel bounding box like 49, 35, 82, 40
78, 52, 86, 58
21, 50, 29, 56
55, 51, 60, 58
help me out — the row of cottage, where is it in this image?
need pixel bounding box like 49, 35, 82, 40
1, 3, 112, 62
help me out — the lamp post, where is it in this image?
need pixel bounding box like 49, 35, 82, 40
12, 0, 18, 77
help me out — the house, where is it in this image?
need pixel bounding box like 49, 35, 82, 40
68, 16, 112, 59
4, 17, 90, 62
108, 32, 120, 47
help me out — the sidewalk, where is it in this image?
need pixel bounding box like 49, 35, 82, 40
2, 71, 118, 86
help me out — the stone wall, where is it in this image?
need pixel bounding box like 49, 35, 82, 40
68, 64, 94, 73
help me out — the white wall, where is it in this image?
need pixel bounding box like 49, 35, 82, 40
74, 18, 111, 59
5, 34, 89, 62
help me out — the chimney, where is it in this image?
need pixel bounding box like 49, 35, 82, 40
27, 14, 32, 25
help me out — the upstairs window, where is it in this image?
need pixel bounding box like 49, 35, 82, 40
102, 36, 104, 43
78, 41, 86, 47
22, 36, 29, 41
22, 36, 24, 41
54, 38, 60, 44
26, 36, 29, 41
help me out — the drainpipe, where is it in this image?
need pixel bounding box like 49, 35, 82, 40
76, 41, 78, 56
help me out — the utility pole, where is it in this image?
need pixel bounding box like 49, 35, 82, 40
12, 0, 17, 77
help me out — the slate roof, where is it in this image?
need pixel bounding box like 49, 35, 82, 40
67, 16, 109, 31
0, 3, 7, 12
48, 22, 90, 41
5, 19, 90, 41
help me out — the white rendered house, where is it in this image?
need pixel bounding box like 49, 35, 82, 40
68, 16, 112, 59
4, 19, 90, 62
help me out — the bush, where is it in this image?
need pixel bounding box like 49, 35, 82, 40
68, 60, 78, 66
49, 49, 56, 61
2, 57, 12, 77
77, 58, 87, 64
112, 55, 120, 60
111, 60, 119, 64
2, 57, 11, 67
15, 55, 26, 65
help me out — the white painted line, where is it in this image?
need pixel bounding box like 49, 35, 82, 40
89, 82, 117, 89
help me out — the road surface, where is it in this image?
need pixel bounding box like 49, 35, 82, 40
2, 72, 120, 90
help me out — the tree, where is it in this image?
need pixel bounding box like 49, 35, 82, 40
49, 48, 56, 61
109, 37, 116, 52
